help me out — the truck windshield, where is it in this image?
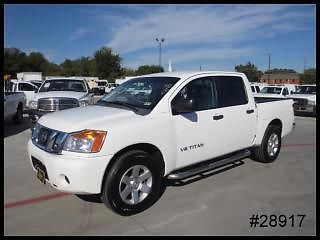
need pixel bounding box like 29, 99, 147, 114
38, 79, 87, 92
260, 87, 282, 94
294, 86, 316, 94
97, 77, 180, 112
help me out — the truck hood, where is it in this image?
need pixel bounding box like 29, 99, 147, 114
38, 105, 135, 132
34, 91, 87, 101
289, 94, 316, 101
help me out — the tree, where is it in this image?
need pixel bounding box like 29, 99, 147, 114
135, 65, 164, 76
93, 47, 122, 80
26, 52, 49, 72
235, 62, 262, 82
4, 48, 28, 76
301, 68, 316, 84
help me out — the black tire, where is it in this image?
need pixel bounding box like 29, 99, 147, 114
251, 125, 282, 163
13, 104, 23, 124
101, 150, 162, 216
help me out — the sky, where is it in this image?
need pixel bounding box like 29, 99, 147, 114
4, 4, 316, 73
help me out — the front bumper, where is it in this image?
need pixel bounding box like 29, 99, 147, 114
28, 140, 113, 194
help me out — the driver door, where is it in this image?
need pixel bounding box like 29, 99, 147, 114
170, 76, 226, 169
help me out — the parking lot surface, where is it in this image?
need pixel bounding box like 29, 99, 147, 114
4, 115, 316, 235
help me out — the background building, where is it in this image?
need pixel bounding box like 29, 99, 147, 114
260, 73, 300, 84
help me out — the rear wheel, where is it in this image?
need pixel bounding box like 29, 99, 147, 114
13, 104, 23, 124
101, 150, 162, 216
251, 125, 282, 163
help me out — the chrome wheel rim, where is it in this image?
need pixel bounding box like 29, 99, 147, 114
267, 133, 279, 157
119, 165, 153, 205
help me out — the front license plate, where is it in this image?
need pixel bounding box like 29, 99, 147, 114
36, 167, 46, 184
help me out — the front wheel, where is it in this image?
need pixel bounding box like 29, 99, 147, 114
251, 125, 282, 163
101, 150, 162, 216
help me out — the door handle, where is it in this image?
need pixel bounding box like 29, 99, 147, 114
213, 115, 224, 120
246, 109, 254, 114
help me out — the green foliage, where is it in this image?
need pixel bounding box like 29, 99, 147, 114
135, 65, 164, 75
235, 62, 262, 82
4, 48, 28, 76
301, 68, 316, 84
93, 47, 122, 80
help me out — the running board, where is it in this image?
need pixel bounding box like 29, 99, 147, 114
167, 149, 251, 180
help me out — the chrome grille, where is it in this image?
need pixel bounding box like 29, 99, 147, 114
38, 98, 79, 111
31, 123, 68, 154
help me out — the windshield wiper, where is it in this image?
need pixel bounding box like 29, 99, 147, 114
97, 100, 139, 113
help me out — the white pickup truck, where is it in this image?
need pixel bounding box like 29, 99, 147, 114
4, 92, 26, 124
29, 78, 94, 123
289, 84, 316, 116
27, 71, 295, 215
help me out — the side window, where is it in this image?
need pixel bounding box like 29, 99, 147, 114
172, 77, 216, 112
251, 86, 255, 92
18, 83, 35, 91
283, 88, 289, 96
215, 76, 248, 108
256, 86, 260, 93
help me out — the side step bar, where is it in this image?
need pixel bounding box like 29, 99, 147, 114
167, 149, 251, 180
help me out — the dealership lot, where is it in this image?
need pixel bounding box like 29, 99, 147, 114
4, 115, 315, 235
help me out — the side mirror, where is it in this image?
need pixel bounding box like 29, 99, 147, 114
172, 98, 195, 115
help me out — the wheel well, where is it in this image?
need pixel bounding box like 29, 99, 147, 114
268, 119, 282, 131
100, 143, 165, 193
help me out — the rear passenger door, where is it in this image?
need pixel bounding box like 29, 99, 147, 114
214, 76, 256, 153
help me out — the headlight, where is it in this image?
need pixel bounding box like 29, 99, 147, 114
79, 100, 89, 107
30, 100, 38, 109
308, 100, 315, 105
63, 130, 107, 153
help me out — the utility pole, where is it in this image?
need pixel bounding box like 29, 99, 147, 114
304, 56, 307, 72
155, 38, 165, 67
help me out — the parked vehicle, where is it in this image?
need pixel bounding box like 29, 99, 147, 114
257, 85, 291, 98
250, 83, 261, 97
93, 80, 109, 95
9, 80, 39, 109
107, 83, 119, 92
4, 92, 26, 124
28, 71, 294, 216
289, 84, 316, 116
29, 78, 94, 123
30, 80, 43, 89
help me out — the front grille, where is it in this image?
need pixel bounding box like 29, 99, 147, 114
31, 156, 49, 180
290, 98, 308, 106
38, 98, 79, 111
32, 123, 68, 154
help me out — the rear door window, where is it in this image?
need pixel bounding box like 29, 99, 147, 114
214, 76, 248, 108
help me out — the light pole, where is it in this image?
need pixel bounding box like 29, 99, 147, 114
156, 38, 165, 67
267, 53, 271, 83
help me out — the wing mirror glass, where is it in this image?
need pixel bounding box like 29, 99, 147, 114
172, 98, 195, 115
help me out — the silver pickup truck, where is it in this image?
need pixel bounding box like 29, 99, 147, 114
4, 92, 26, 124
